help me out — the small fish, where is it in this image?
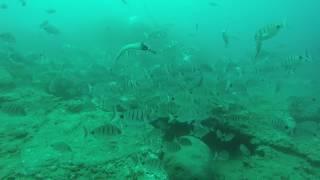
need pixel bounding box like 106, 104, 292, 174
0, 3, 8, 9
50, 142, 72, 153
46, 9, 56, 14
164, 141, 181, 153
255, 22, 284, 58
114, 42, 156, 61
40, 21, 60, 35
195, 23, 199, 32
222, 30, 229, 48
215, 150, 230, 161
192, 121, 210, 138
144, 30, 168, 40
271, 116, 296, 135
216, 129, 234, 142
255, 23, 284, 42
208, 2, 218, 7
177, 137, 192, 146
294, 121, 320, 138
19, 0, 26, 7
255, 40, 263, 58
239, 144, 251, 156
119, 107, 156, 123
281, 52, 312, 74
0, 32, 16, 43
121, 0, 127, 4
1, 102, 26, 116
84, 124, 122, 138
143, 154, 163, 172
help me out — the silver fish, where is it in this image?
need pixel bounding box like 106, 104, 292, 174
84, 124, 122, 138
46, 9, 56, 14
255, 23, 284, 42
114, 42, 156, 61
281, 53, 312, 74
121, 0, 127, 4
255, 22, 284, 58
120, 107, 156, 122
177, 137, 192, 146
51, 142, 72, 153
222, 30, 229, 48
0, 32, 16, 43
40, 21, 60, 35
19, 0, 26, 7
164, 141, 181, 153
0, 3, 8, 9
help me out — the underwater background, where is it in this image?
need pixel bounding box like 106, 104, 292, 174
0, 0, 319, 179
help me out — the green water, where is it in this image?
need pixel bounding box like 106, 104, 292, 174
0, 0, 319, 179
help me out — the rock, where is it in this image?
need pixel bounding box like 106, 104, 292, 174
163, 136, 214, 180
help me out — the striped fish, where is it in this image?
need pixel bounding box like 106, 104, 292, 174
255, 23, 284, 42
255, 22, 284, 57
271, 117, 296, 134
164, 141, 181, 153
84, 123, 122, 138
119, 107, 156, 122
281, 53, 311, 74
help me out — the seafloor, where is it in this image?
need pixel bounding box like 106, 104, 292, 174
0, 47, 319, 179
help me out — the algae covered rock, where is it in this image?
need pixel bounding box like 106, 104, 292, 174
163, 136, 214, 180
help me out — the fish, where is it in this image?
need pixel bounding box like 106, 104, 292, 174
50, 142, 72, 153
255, 40, 263, 58
118, 107, 158, 125
144, 30, 168, 40
143, 155, 163, 172
255, 23, 284, 42
216, 129, 235, 142
208, 2, 218, 7
19, 0, 26, 7
280, 52, 312, 74
1, 102, 26, 116
164, 141, 181, 153
177, 137, 192, 146
215, 150, 230, 161
271, 116, 296, 135
222, 30, 229, 48
84, 123, 122, 138
192, 121, 210, 138
0, 32, 16, 43
255, 22, 284, 58
40, 21, 60, 35
0, 3, 7, 9
195, 23, 199, 32
114, 42, 156, 61
121, 0, 127, 4
239, 144, 251, 156
46, 9, 56, 14
294, 121, 320, 138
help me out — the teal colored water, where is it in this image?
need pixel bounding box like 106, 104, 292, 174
0, 0, 319, 179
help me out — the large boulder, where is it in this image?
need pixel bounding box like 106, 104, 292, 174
163, 136, 214, 180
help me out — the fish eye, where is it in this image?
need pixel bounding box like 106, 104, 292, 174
276, 25, 281, 29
